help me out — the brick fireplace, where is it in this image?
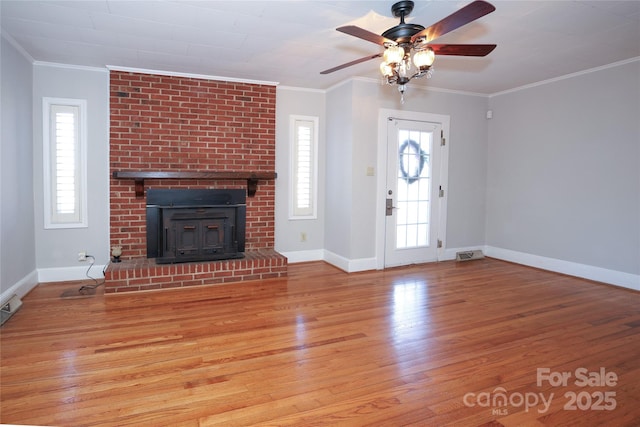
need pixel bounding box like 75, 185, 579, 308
105, 71, 286, 293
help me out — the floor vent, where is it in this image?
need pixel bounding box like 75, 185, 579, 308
1, 294, 23, 326
456, 249, 485, 262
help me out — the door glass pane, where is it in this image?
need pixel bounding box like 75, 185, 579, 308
396, 225, 407, 248
396, 129, 432, 249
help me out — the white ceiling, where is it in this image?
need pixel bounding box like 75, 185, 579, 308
2, 1, 639, 95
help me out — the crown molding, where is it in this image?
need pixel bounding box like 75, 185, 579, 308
277, 85, 325, 94
33, 61, 108, 73
405, 81, 490, 97
490, 57, 640, 97
1, 30, 35, 63
324, 75, 490, 97
106, 65, 279, 86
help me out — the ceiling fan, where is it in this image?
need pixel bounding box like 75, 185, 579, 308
321, 0, 496, 98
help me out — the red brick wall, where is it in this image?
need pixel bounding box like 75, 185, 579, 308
109, 71, 276, 259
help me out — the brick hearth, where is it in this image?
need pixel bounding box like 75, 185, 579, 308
104, 249, 287, 294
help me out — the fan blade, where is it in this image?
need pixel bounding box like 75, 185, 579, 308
411, 0, 495, 43
430, 44, 496, 56
320, 53, 383, 75
337, 25, 396, 46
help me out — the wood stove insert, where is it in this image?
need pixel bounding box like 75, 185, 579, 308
146, 189, 246, 264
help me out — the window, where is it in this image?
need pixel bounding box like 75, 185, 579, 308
43, 98, 88, 228
290, 116, 318, 219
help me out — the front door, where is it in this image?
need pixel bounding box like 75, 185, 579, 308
384, 118, 442, 267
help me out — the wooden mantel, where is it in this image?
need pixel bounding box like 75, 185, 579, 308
112, 171, 277, 198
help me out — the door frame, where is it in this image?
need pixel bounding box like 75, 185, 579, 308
375, 108, 450, 270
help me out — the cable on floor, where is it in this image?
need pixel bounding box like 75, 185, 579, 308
78, 255, 106, 294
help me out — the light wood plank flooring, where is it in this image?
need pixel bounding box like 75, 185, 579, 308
1, 258, 639, 426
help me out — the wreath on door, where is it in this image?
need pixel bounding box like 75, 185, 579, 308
399, 139, 427, 184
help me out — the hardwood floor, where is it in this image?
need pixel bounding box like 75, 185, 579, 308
1, 258, 639, 426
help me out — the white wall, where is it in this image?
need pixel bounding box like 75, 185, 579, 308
32, 64, 110, 281
275, 87, 326, 261
487, 60, 640, 283
1, 35, 37, 301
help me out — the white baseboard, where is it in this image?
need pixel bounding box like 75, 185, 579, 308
322, 250, 377, 273
301, 244, 638, 291
346, 256, 378, 273
37, 264, 106, 283
320, 250, 349, 272
485, 246, 640, 291
1, 269, 38, 305
282, 249, 377, 273
279, 249, 324, 264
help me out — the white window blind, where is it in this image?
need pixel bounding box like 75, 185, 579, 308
43, 98, 88, 228
290, 116, 318, 219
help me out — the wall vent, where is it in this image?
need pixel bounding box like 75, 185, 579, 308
456, 249, 485, 262
1, 294, 23, 326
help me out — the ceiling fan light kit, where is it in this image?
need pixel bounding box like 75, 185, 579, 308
379, 0, 435, 100
322, 0, 497, 102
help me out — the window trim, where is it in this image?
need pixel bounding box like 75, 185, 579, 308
43, 97, 88, 229
289, 115, 319, 220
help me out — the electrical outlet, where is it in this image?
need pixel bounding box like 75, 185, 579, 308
78, 251, 87, 262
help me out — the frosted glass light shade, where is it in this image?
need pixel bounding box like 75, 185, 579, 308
413, 48, 435, 68
380, 62, 394, 77
383, 45, 405, 65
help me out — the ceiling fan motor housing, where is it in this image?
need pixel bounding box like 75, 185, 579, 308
382, 23, 425, 44
383, 1, 425, 44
